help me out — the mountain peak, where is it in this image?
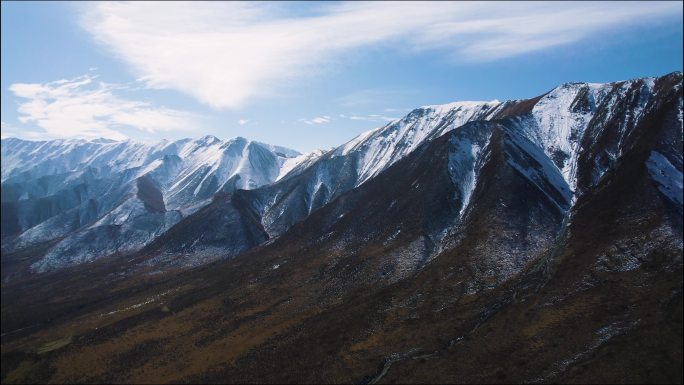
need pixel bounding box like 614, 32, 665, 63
198, 134, 221, 144
420, 99, 501, 111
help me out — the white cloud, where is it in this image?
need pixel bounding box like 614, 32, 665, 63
79, 2, 679, 109
347, 114, 397, 123
305, 113, 397, 124
237, 119, 249, 126
300, 116, 332, 125
8, 75, 197, 140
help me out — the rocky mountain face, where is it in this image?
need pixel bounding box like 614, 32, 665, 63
138, 72, 682, 271
1, 136, 305, 271
1, 72, 681, 384
138, 100, 504, 265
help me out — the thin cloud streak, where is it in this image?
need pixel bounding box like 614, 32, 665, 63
300, 116, 332, 125
9, 75, 198, 140
79, 1, 680, 109
347, 114, 397, 123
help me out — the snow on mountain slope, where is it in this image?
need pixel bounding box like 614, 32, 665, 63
500, 77, 664, 195
153, 136, 305, 210
647, 151, 683, 206
138, 103, 505, 261
249, 74, 682, 256
335, 100, 501, 186
4, 73, 681, 273
276, 149, 327, 182
1, 136, 303, 211
251, 101, 504, 239
314, 77, 658, 203
527, 83, 609, 191
1, 138, 166, 183
1, 136, 307, 270
204, 76, 675, 257
503, 129, 573, 212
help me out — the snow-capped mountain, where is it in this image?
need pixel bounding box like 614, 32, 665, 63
137, 100, 508, 262
261, 74, 677, 236
2, 73, 681, 273
253, 100, 504, 237
333, 100, 502, 186
140, 72, 682, 270
492, 78, 662, 196
1, 136, 310, 271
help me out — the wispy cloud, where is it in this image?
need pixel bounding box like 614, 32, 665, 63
0, 121, 45, 140
79, 1, 679, 109
9, 75, 197, 140
300, 116, 332, 125
237, 119, 250, 126
347, 114, 397, 123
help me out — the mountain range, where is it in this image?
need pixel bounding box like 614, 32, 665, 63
1, 135, 307, 272
1, 72, 682, 383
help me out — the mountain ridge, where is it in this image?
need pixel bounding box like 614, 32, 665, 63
134, 72, 682, 271
1, 72, 681, 273
0, 135, 309, 271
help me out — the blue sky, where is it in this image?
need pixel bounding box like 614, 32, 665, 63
1, 1, 682, 153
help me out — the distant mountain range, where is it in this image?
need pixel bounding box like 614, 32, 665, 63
1, 72, 681, 384
3, 73, 681, 274
1, 135, 308, 271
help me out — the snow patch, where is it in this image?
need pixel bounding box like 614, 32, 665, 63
448, 137, 484, 217
646, 151, 683, 206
